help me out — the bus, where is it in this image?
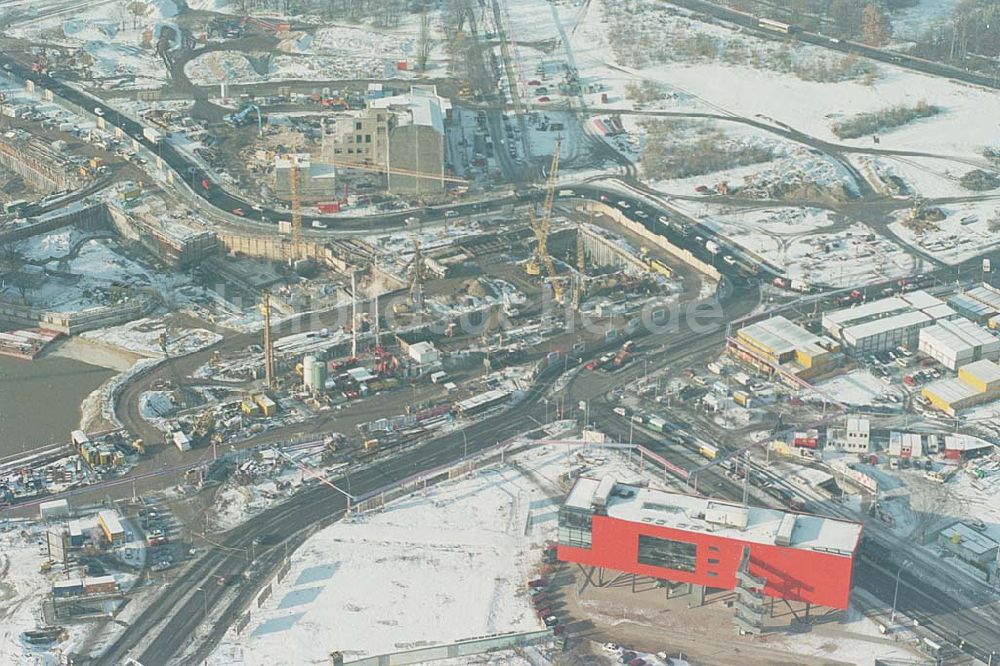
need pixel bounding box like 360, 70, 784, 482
758, 18, 796, 34
698, 443, 719, 460
3, 199, 28, 215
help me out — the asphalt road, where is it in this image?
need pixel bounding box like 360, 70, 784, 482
661, 0, 1000, 92
103, 358, 558, 665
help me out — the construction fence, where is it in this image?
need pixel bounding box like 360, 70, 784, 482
342, 629, 554, 666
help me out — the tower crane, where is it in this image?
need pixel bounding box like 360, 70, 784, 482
526, 140, 564, 302
287, 148, 303, 263
261, 289, 275, 389
407, 239, 426, 308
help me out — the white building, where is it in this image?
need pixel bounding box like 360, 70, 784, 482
918, 317, 1000, 370
826, 417, 871, 453
888, 431, 923, 458
273, 153, 337, 200
407, 341, 439, 365
822, 291, 951, 354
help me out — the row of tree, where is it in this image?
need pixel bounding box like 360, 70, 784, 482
727, 0, 999, 69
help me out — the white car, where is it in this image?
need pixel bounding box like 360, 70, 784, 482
617, 200, 630, 209
444, 210, 459, 218
602, 642, 620, 652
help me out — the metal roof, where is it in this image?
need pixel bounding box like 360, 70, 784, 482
923, 377, 980, 404
940, 522, 999, 556
842, 310, 931, 343
961, 358, 1000, 384
919, 318, 1000, 354
740, 315, 835, 357
563, 477, 862, 556
823, 296, 909, 328
966, 285, 1000, 311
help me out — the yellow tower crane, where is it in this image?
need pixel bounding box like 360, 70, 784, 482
261, 289, 275, 389
526, 141, 564, 302
287, 148, 303, 263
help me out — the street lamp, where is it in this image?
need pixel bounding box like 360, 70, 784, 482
891, 559, 910, 623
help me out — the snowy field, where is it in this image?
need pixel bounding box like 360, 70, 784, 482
80, 317, 222, 358
4, 0, 177, 88
208, 442, 658, 665
686, 208, 919, 287
889, 200, 1000, 265
816, 369, 904, 406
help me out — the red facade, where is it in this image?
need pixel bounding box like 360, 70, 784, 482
558, 514, 857, 610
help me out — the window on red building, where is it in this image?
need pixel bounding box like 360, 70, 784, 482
637, 534, 697, 572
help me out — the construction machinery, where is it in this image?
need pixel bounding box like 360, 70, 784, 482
224, 103, 263, 135
526, 141, 564, 302
261, 289, 275, 389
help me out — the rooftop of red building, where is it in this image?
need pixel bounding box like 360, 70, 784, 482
564, 476, 862, 557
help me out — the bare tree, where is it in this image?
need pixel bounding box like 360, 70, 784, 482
861, 3, 892, 47
417, 8, 432, 71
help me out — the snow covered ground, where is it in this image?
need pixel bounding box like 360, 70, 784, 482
816, 369, 905, 406
891, 0, 962, 41
889, 199, 1000, 265
4, 0, 176, 88
684, 206, 918, 287
80, 317, 222, 358
7, 236, 161, 312
207, 442, 661, 665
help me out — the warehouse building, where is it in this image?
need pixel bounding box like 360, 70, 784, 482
97, 509, 125, 546
918, 317, 1000, 370
937, 522, 999, 566
922, 359, 1000, 416
943, 434, 994, 460
949, 293, 997, 324
730, 315, 841, 381
822, 291, 953, 354
949, 284, 1000, 324
557, 477, 862, 610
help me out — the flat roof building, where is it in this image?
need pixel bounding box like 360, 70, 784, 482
937, 522, 999, 565
557, 477, 862, 610
959, 359, 1000, 393
921, 377, 984, 416
732, 316, 841, 381
918, 317, 1000, 370
823, 291, 949, 354
826, 417, 871, 453
97, 509, 125, 546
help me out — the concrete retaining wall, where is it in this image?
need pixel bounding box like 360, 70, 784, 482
581, 200, 721, 281
0, 201, 109, 244
343, 629, 554, 665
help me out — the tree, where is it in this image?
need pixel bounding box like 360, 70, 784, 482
862, 3, 892, 46
828, 0, 863, 37
417, 8, 432, 71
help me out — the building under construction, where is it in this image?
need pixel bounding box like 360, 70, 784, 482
108, 202, 219, 268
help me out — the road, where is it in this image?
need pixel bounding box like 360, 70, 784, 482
100, 269, 758, 663
660, 0, 1000, 92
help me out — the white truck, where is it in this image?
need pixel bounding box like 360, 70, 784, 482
705, 240, 721, 255
143, 126, 162, 144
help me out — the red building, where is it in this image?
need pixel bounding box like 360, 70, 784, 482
557, 477, 862, 610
